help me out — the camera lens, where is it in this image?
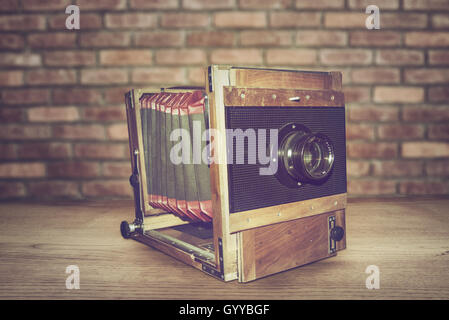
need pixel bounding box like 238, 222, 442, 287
294, 133, 334, 182
276, 123, 335, 187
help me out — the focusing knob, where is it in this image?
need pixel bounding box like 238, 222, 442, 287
120, 221, 132, 239
330, 226, 345, 241
129, 174, 139, 188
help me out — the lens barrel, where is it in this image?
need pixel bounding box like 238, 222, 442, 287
276, 123, 335, 187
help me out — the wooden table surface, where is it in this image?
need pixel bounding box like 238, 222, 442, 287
0, 197, 448, 300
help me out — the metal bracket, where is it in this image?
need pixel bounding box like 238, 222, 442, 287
201, 238, 225, 280
130, 149, 144, 228
328, 215, 337, 254
207, 65, 213, 92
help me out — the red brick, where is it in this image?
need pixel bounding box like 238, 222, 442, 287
102, 162, 131, 178
432, 14, 449, 28
349, 31, 401, 47
403, 106, 449, 122
28, 107, 79, 122
26, 69, 77, 85
270, 12, 321, 28
53, 88, 102, 105
186, 31, 234, 47
53, 124, 106, 140
348, 0, 399, 9
106, 123, 128, 140
406, 32, 449, 47
0, 0, 19, 12
28, 33, 77, 48
211, 49, 263, 65
0, 15, 46, 31
240, 0, 291, 9
404, 0, 449, 10
429, 50, 449, 65
296, 31, 347, 47
376, 50, 424, 66
82, 180, 132, 197
346, 124, 375, 140
402, 142, 449, 158
0, 144, 16, 160
74, 143, 127, 159
0, 182, 25, 199
0, 108, 24, 122
17, 143, 72, 159
44, 51, 96, 67
161, 13, 209, 28
241, 31, 292, 47
0, 33, 24, 49
81, 69, 128, 85
373, 160, 424, 177
348, 180, 397, 195
348, 105, 399, 122
130, 0, 178, 8
80, 32, 131, 48
48, 13, 102, 30
136, 31, 184, 47
404, 68, 449, 84
378, 124, 424, 140
28, 181, 80, 198
382, 13, 428, 29
266, 49, 316, 66
429, 124, 449, 140
75, 0, 126, 10
100, 50, 152, 66
374, 87, 424, 103
428, 86, 449, 103
183, 0, 234, 9
155, 49, 206, 65
324, 13, 365, 29
399, 181, 449, 195
23, 0, 71, 10
0, 163, 46, 178
0, 53, 41, 67
343, 86, 371, 103
2, 89, 50, 105
104, 87, 133, 104
187, 67, 205, 85
0, 71, 23, 86
347, 142, 398, 159
296, 0, 344, 8
105, 13, 157, 29
0, 125, 51, 140
426, 160, 449, 176
215, 12, 266, 29
320, 49, 372, 66
48, 162, 100, 178
82, 107, 127, 122
351, 68, 400, 84
347, 160, 371, 177
132, 68, 185, 85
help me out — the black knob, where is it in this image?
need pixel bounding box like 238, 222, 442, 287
120, 221, 132, 239
129, 174, 139, 188
330, 226, 345, 241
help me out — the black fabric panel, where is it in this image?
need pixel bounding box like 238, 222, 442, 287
225, 106, 347, 214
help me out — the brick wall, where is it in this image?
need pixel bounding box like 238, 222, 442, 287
0, 0, 448, 200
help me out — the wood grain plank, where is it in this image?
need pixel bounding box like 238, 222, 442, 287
223, 87, 344, 107
0, 198, 448, 298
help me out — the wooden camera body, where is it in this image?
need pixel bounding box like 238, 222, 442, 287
121, 65, 347, 282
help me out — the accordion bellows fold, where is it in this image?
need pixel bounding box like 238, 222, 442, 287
140, 91, 212, 222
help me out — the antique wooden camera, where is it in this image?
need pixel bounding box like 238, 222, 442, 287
121, 65, 347, 282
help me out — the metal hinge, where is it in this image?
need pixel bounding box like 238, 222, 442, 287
328, 215, 337, 254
